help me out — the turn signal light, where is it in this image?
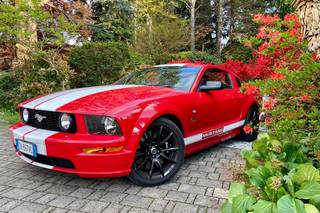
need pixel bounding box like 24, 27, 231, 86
83, 146, 123, 154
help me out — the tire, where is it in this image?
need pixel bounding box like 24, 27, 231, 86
129, 118, 185, 186
238, 105, 259, 142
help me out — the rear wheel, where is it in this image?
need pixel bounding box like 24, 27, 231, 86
239, 105, 259, 142
129, 118, 184, 186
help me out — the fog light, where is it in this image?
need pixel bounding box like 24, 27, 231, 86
83, 146, 123, 154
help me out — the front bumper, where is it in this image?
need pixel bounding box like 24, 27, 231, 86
9, 123, 135, 178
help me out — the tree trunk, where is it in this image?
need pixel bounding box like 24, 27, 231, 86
190, 0, 197, 52
215, 0, 223, 56
229, 0, 235, 42
293, 0, 320, 54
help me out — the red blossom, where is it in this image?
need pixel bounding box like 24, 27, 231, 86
300, 95, 309, 102
243, 84, 260, 96
263, 97, 277, 109
284, 14, 301, 28
257, 26, 267, 39
253, 14, 280, 25
265, 118, 273, 125
243, 125, 253, 134
312, 53, 319, 61
258, 41, 269, 52
270, 73, 286, 80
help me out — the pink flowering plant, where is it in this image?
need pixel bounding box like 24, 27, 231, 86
222, 14, 320, 213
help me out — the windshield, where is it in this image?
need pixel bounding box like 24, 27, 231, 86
116, 66, 201, 91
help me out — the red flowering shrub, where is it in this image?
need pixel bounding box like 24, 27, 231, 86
224, 14, 306, 83
236, 14, 320, 141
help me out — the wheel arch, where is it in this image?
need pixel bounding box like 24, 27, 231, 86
155, 114, 185, 137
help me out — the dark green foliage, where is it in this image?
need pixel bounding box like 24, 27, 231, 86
168, 51, 222, 64
91, 0, 134, 42
68, 42, 130, 87
266, 0, 295, 18
222, 42, 254, 63
0, 72, 18, 110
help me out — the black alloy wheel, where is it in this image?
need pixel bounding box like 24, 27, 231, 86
239, 105, 259, 142
129, 118, 184, 186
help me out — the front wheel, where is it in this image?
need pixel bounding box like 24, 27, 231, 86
128, 118, 185, 186
238, 105, 259, 142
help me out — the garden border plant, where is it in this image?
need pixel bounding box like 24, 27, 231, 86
221, 14, 320, 213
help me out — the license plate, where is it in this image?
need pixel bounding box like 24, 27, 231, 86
16, 140, 37, 157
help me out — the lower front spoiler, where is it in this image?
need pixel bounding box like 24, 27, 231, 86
16, 151, 132, 178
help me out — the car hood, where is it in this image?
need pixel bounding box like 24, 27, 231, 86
20, 85, 185, 115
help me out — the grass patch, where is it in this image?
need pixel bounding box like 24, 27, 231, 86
0, 108, 19, 124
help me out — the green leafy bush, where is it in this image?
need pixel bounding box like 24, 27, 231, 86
222, 42, 254, 63
68, 42, 130, 87
14, 50, 73, 103
168, 51, 222, 64
222, 134, 320, 213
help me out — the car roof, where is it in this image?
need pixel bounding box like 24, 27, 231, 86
153, 63, 241, 80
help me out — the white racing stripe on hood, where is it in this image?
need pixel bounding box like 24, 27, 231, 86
23, 88, 84, 109
30, 85, 139, 111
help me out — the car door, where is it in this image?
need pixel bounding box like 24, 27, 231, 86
190, 68, 243, 133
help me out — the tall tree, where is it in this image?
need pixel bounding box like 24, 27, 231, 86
180, 0, 199, 52
133, 0, 189, 64
215, 0, 223, 56
91, 0, 134, 42
293, 0, 320, 54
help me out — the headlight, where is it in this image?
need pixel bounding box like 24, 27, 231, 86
85, 115, 122, 135
59, 113, 72, 131
21, 108, 29, 123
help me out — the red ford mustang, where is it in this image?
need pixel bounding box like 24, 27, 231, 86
9, 63, 259, 186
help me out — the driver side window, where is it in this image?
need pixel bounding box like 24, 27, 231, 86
199, 69, 233, 89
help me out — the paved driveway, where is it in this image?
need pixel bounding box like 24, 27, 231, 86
0, 122, 246, 213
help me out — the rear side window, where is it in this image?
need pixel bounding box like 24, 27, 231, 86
199, 69, 233, 89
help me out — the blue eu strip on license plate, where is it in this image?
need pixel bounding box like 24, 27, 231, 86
16, 139, 37, 157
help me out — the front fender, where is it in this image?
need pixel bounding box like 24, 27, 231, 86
125, 101, 186, 168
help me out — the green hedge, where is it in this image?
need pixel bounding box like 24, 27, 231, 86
68, 42, 130, 87
168, 51, 222, 64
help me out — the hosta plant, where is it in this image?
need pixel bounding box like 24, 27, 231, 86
222, 134, 320, 213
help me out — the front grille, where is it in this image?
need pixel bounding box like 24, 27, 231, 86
21, 108, 77, 133
22, 153, 75, 169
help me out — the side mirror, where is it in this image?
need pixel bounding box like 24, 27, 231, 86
199, 81, 222, 92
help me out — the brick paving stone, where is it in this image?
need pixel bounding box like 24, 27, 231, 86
9, 202, 47, 213
81, 200, 110, 213
165, 191, 189, 202
148, 199, 168, 211
214, 188, 228, 199
194, 195, 219, 208
48, 195, 76, 208
121, 195, 153, 209
102, 203, 124, 213
178, 183, 206, 195
0, 199, 23, 212
138, 187, 168, 198
69, 188, 94, 198
0, 121, 245, 213
128, 207, 153, 213
66, 199, 89, 211
100, 191, 127, 202
2, 187, 34, 199
196, 178, 223, 188
172, 203, 198, 213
